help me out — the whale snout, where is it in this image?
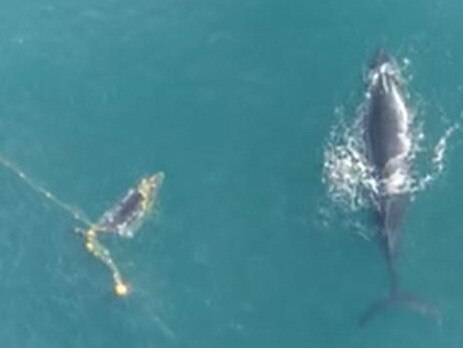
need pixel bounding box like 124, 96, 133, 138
367, 48, 401, 89
370, 48, 393, 69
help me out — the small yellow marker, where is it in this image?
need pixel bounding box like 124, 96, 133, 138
114, 281, 130, 297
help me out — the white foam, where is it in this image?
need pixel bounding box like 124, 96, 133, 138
322, 118, 376, 212
322, 108, 456, 214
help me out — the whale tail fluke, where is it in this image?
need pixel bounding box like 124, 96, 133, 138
359, 291, 442, 327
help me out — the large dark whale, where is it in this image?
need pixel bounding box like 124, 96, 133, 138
359, 49, 440, 325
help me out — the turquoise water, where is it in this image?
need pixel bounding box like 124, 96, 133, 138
1, 0, 463, 347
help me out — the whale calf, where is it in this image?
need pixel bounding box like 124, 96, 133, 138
359, 49, 440, 325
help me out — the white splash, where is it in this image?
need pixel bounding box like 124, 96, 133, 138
322, 103, 456, 218
416, 123, 459, 191
322, 114, 377, 212
323, 108, 457, 214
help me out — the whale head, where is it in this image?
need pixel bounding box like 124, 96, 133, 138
370, 48, 394, 69
366, 48, 401, 93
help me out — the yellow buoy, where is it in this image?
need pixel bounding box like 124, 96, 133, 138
114, 281, 130, 297
85, 242, 94, 252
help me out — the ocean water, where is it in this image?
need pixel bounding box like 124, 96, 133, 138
1, 0, 463, 347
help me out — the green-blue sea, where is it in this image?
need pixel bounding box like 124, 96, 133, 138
1, 0, 463, 347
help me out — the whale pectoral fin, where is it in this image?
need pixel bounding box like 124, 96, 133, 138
74, 227, 86, 236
